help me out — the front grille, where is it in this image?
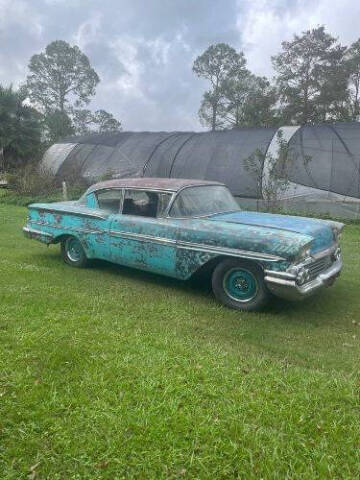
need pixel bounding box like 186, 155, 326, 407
308, 255, 333, 280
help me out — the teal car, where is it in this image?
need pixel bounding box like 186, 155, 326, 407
23, 178, 344, 311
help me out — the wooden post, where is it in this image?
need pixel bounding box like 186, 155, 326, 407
62, 181, 68, 201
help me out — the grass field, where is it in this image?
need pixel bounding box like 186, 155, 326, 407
1, 203, 360, 479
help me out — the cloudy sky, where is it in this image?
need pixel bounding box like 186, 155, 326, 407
1, 0, 360, 131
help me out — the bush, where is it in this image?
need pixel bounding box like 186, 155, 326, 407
6, 164, 57, 196
3, 163, 88, 205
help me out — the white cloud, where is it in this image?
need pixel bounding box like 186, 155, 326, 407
238, 0, 360, 78
2, 0, 360, 130
72, 13, 103, 50
146, 37, 171, 66
91, 30, 203, 130
108, 36, 147, 100
0, 0, 43, 36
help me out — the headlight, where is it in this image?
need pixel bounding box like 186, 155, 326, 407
296, 266, 311, 285
331, 226, 342, 243
332, 247, 341, 261
331, 223, 344, 243
298, 244, 312, 261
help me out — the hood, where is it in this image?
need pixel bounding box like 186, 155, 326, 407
210, 211, 336, 254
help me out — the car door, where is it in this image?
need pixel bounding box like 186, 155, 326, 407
109, 189, 180, 277
83, 189, 123, 260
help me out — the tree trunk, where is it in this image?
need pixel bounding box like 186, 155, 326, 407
0, 147, 4, 173
303, 85, 309, 124
211, 103, 217, 131
354, 79, 360, 120
235, 106, 239, 127
303, 65, 310, 124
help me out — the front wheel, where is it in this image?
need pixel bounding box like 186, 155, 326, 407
61, 236, 88, 268
212, 259, 270, 311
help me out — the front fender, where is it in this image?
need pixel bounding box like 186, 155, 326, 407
175, 218, 313, 264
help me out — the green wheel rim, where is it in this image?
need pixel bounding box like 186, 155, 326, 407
223, 268, 258, 303
66, 238, 83, 262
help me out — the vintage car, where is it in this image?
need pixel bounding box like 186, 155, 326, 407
23, 178, 344, 311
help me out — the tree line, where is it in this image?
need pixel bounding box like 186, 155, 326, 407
193, 26, 360, 130
0, 40, 121, 171
1, 26, 360, 171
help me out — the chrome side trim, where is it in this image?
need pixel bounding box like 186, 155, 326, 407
31, 206, 108, 220
109, 229, 285, 262
29, 220, 104, 236
176, 240, 284, 261
23, 226, 54, 238
110, 230, 176, 246
27, 220, 287, 263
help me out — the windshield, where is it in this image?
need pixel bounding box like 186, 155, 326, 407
169, 185, 240, 218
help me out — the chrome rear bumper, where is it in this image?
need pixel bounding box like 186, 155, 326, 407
264, 258, 342, 301
23, 226, 54, 244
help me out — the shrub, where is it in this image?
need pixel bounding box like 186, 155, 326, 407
6, 164, 57, 196
4, 162, 88, 204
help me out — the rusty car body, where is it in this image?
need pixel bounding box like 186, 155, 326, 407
23, 178, 344, 311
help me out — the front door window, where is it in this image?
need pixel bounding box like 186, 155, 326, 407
122, 189, 172, 218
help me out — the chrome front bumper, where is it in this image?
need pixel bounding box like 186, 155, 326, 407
264, 258, 342, 301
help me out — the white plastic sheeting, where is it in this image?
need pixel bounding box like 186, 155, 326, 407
41, 143, 77, 174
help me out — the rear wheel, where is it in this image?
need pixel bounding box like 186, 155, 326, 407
212, 259, 270, 311
61, 236, 88, 268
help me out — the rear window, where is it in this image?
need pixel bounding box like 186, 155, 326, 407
96, 189, 123, 213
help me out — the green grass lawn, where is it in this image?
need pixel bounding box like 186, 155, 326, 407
1, 203, 360, 479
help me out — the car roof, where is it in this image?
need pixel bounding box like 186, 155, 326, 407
87, 177, 224, 193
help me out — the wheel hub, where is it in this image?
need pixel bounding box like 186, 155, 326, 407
234, 278, 249, 290
223, 268, 258, 302
67, 238, 82, 262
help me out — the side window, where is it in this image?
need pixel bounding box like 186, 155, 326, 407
85, 193, 98, 209
157, 192, 172, 217
122, 190, 171, 218
96, 189, 123, 213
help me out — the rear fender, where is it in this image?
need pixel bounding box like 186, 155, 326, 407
52, 233, 92, 258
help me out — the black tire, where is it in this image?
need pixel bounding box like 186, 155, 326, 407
61, 236, 88, 268
211, 259, 270, 311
